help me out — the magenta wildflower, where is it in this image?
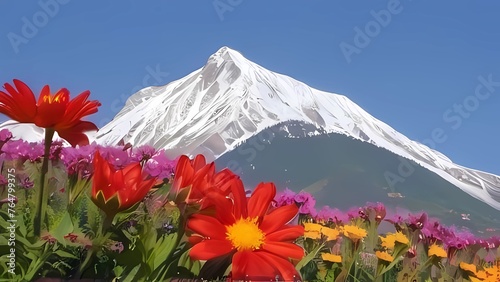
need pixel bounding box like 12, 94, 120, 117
407, 212, 428, 231
275, 188, 296, 206
315, 206, 348, 224
144, 150, 176, 180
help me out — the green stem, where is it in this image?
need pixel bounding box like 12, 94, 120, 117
34, 128, 55, 237
77, 216, 114, 278
100, 214, 114, 238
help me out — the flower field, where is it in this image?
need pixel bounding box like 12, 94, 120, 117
0, 80, 499, 281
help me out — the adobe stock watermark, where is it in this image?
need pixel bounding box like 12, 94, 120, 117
213, 0, 243, 21
7, 0, 71, 54
384, 74, 500, 193
340, 0, 408, 64
98, 64, 170, 128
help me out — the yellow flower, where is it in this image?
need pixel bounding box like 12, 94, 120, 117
375, 251, 394, 262
394, 231, 409, 245
484, 265, 498, 276
474, 270, 487, 280
321, 253, 342, 263
321, 227, 340, 241
459, 262, 477, 274
304, 230, 322, 240
304, 222, 323, 232
428, 243, 447, 258
380, 234, 396, 250
303, 223, 323, 240
342, 225, 367, 242
380, 231, 409, 250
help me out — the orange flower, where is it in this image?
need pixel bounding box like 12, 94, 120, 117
303, 223, 322, 239
187, 182, 304, 280
375, 251, 394, 262
321, 253, 342, 263
91, 151, 157, 217
169, 154, 239, 207
304, 230, 322, 240
394, 231, 409, 245
428, 243, 447, 258
0, 79, 100, 146
342, 225, 367, 242
321, 227, 340, 241
380, 234, 396, 250
459, 262, 477, 274
304, 222, 322, 232
381, 231, 409, 250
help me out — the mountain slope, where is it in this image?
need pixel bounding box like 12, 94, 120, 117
95, 46, 500, 212
215, 121, 500, 231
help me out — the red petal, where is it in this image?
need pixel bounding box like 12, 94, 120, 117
91, 151, 118, 200
259, 204, 299, 234
188, 235, 204, 245
35, 86, 69, 128
247, 183, 276, 218
187, 214, 227, 240
205, 192, 235, 226
0, 80, 37, 122
189, 239, 234, 261
229, 178, 247, 219
173, 155, 194, 190
63, 90, 100, 124
56, 131, 89, 147
231, 251, 279, 280
13, 79, 37, 111
265, 225, 304, 242
261, 241, 304, 260
192, 154, 207, 171
255, 252, 301, 281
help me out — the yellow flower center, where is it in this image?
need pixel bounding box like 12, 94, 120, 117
226, 217, 265, 251
43, 93, 66, 104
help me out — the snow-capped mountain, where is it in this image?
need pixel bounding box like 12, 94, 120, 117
1, 46, 499, 216
96, 46, 500, 212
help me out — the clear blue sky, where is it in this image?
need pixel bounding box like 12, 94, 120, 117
1, 1, 499, 174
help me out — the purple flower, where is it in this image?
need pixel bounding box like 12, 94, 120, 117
144, 150, 176, 180
0, 129, 12, 142
347, 206, 363, 220
275, 188, 296, 207
97, 146, 132, 168
61, 144, 96, 176
20, 176, 34, 189
407, 212, 428, 231
132, 145, 157, 162
0, 129, 13, 151
1, 140, 44, 162
315, 206, 348, 224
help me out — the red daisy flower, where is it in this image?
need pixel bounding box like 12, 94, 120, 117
187, 182, 304, 280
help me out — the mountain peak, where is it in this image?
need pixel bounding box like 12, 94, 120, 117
207, 46, 248, 68
214, 46, 242, 58
91, 48, 500, 213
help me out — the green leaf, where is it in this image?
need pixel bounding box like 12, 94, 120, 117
296, 243, 324, 272
54, 250, 78, 259
120, 264, 142, 282
151, 233, 178, 270
177, 248, 201, 276
113, 265, 124, 277
50, 211, 74, 245
0, 234, 8, 246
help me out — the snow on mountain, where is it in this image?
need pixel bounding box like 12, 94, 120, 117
2, 47, 499, 212
95, 46, 500, 211
0, 120, 70, 145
